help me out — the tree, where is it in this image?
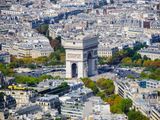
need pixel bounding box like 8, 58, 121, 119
81, 78, 99, 94
128, 110, 149, 120
105, 95, 132, 114
107, 44, 148, 66
39, 75, 53, 81
111, 104, 122, 114
21, 58, 33, 64
15, 75, 39, 84
143, 60, 160, 68
141, 67, 160, 81
105, 94, 122, 106
109, 50, 128, 65
48, 51, 61, 65
0, 63, 14, 76
97, 91, 106, 100
59, 82, 69, 88
98, 57, 108, 65
125, 48, 135, 58
34, 56, 48, 64
143, 60, 151, 67
96, 78, 115, 95
134, 59, 142, 66
140, 72, 148, 78
106, 94, 123, 113
151, 60, 160, 67
120, 99, 132, 113
36, 24, 49, 35
132, 53, 141, 61
121, 57, 132, 66
27, 64, 36, 69
148, 68, 160, 80
15, 74, 54, 85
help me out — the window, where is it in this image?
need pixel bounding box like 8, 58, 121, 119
94, 50, 97, 55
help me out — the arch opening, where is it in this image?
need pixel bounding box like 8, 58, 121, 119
71, 63, 78, 78
87, 52, 92, 76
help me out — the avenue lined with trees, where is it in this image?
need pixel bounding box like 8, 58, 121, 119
98, 42, 160, 81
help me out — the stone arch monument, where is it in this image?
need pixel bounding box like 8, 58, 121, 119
63, 34, 98, 78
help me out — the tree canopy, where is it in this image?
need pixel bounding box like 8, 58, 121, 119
105, 42, 147, 66
15, 74, 54, 85
128, 110, 149, 120
81, 78, 99, 94
0, 63, 14, 76
105, 94, 132, 114
96, 78, 115, 96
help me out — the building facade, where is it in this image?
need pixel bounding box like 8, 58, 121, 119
98, 46, 118, 57
139, 44, 160, 60
1, 90, 37, 107
2, 41, 53, 59
36, 95, 60, 111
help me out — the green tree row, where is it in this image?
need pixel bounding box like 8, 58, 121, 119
140, 67, 160, 81
15, 74, 54, 85
9, 50, 65, 69
128, 110, 149, 120
98, 42, 148, 65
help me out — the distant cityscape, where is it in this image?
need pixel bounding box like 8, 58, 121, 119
0, 0, 160, 120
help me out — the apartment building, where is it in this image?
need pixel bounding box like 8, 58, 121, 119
139, 44, 160, 60
2, 41, 53, 58
98, 46, 118, 57
138, 80, 160, 89
36, 95, 60, 111
1, 89, 37, 108
61, 99, 91, 119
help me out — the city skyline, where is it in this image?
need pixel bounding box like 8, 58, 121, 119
0, 0, 160, 120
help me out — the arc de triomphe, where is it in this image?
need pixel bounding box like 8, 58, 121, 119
63, 34, 98, 78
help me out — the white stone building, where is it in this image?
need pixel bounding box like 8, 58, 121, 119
139, 44, 160, 60
1, 89, 37, 108
36, 95, 59, 111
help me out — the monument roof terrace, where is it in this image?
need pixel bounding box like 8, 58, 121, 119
62, 34, 98, 50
